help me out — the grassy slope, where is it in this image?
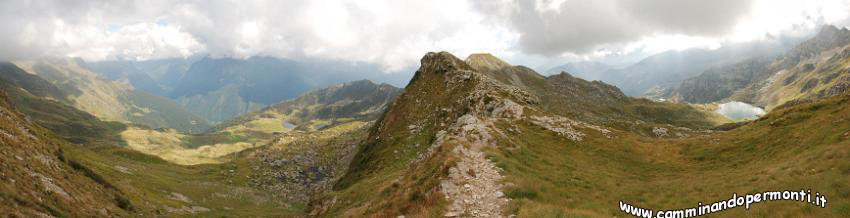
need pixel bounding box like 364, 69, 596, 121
115, 80, 399, 166
1, 89, 298, 216
1, 68, 298, 216
122, 91, 211, 133
7, 51, 846, 217
212, 80, 401, 135
465, 56, 728, 130
542, 73, 729, 130
322, 53, 479, 217
319, 52, 731, 217
62, 145, 300, 217
322, 52, 848, 217
13, 59, 211, 133
489, 94, 850, 217
5, 88, 128, 145
0, 65, 128, 146
0, 92, 130, 217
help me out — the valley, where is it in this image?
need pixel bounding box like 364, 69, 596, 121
3, 45, 849, 216
1, 4, 849, 216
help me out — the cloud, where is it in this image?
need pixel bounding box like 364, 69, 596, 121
0, 0, 518, 71
1, 0, 849, 71
165, 0, 519, 71
0, 0, 194, 61
470, 0, 755, 56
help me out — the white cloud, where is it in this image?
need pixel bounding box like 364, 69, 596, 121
65, 22, 205, 61
0, 0, 849, 71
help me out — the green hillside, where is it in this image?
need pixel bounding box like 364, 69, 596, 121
314, 52, 848, 217
0, 91, 130, 217
2, 51, 847, 217
10, 59, 211, 133
0, 71, 300, 216
114, 80, 400, 165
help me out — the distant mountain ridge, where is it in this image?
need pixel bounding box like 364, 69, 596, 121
6, 59, 210, 133
214, 79, 402, 136
666, 25, 850, 109
87, 56, 412, 123
550, 36, 804, 97
545, 61, 612, 80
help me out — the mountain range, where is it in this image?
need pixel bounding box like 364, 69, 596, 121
89, 56, 412, 123
1, 26, 850, 217
3, 59, 209, 133
550, 34, 805, 97
665, 25, 850, 110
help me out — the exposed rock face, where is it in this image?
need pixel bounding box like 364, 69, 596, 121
530, 115, 611, 141
652, 127, 669, 138
249, 122, 369, 203
672, 58, 772, 103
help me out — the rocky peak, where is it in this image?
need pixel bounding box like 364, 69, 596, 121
348, 79, 397, 91
465, 53, 512, 72
548, 71, 626, 97
815, 24, 846, 38
420, 52, 474, 74
787, 24, 850, 60
810, 24, 850, 46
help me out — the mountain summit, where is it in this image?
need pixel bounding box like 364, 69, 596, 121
465, 53, 513, 72
319, 51, 725, 216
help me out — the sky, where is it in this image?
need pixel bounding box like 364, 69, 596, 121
2, 0, 850, 72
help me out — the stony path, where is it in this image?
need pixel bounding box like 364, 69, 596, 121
440, 138, 508, 217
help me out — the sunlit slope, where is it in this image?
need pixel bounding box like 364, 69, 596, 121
11, 59, 210, 133
117, 80, 400, 165
1, 62, 300, 216
60, 143, 301, 216
0, 62, 128, 145
214, 79, 401, 137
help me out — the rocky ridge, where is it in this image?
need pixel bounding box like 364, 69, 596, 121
402, 52, 610, 217
249, 122, 369, 203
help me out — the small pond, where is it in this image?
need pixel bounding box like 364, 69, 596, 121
715, 101, 765, 120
